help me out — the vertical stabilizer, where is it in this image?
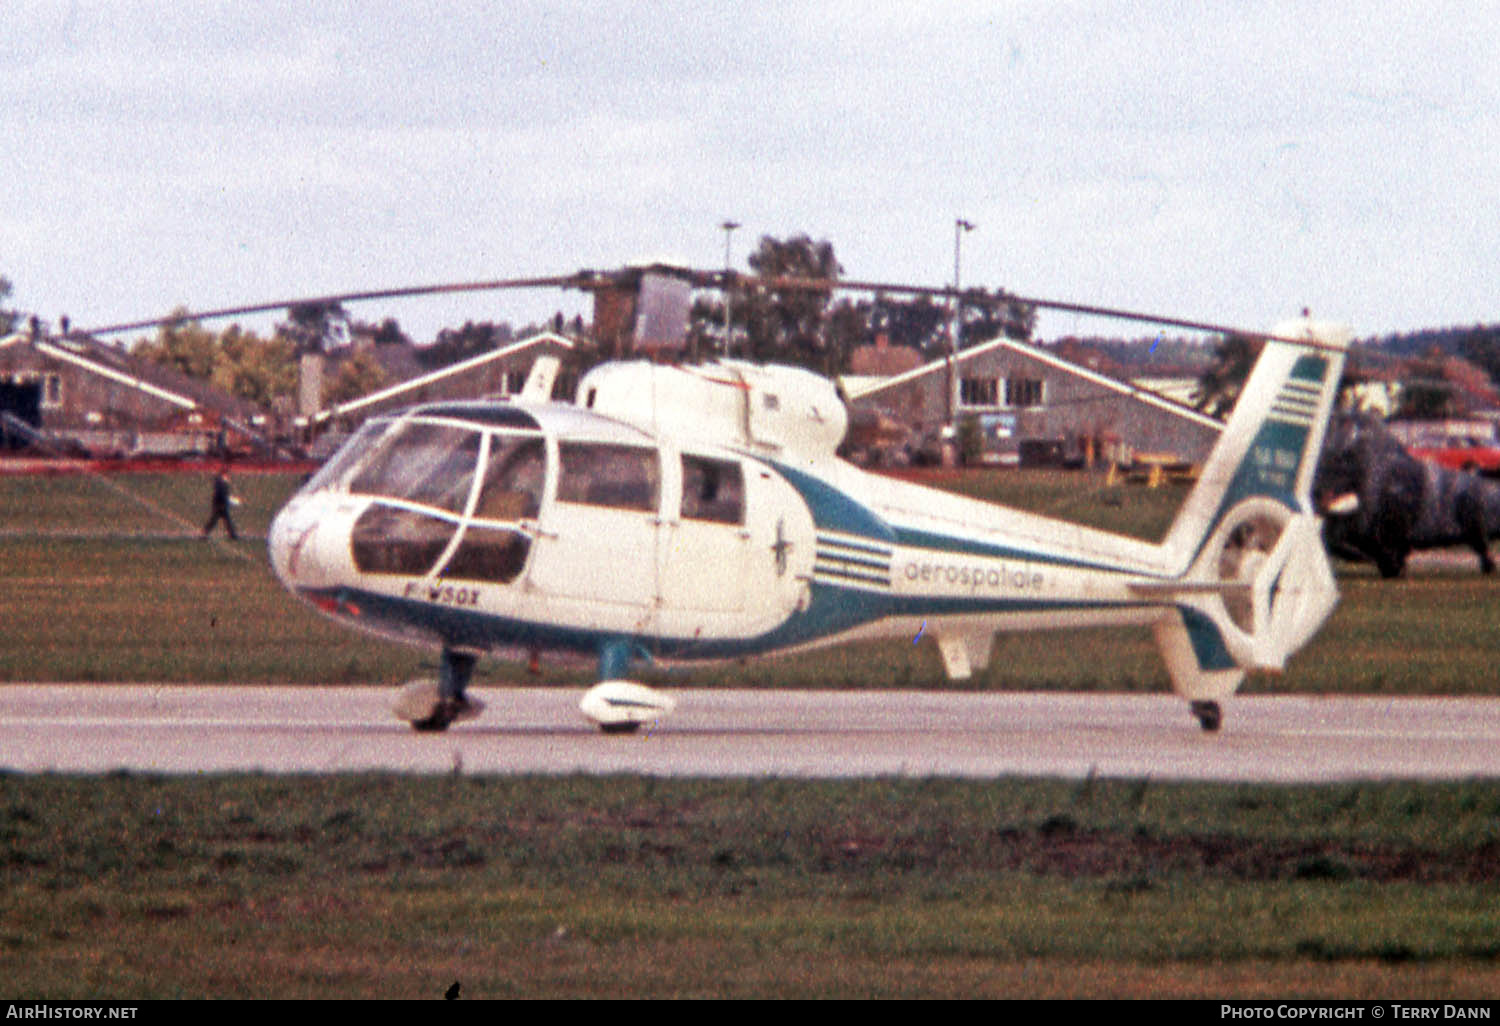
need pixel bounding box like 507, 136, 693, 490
1142, 317, 1349, 700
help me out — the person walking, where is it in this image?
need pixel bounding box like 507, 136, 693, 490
203, 468, 240, 540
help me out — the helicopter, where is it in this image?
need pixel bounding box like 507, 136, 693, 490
60, 268, 1352, 734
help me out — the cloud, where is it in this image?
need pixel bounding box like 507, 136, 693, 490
3, 1, 1498, 340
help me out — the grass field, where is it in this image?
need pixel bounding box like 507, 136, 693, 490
4, 467, 1500, 998
6, 774, 1500, 998
1, 467, 1497, 695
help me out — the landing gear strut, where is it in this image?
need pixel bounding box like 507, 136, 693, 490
394, 648, 484, 732
1190, 700, 1222, 733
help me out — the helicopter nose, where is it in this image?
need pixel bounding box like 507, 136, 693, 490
268, 502, 304, 586
269, 498, 336, 590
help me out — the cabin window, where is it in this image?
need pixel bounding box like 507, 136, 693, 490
472, 435, 545, 521
1005, 378, 1045, 408
959, 377, 999, 407
440, 526, 532, 584
349, 421, 481, 513
680, 455, 744, 525
556, 442, 659, 512
350, 504, 457, 576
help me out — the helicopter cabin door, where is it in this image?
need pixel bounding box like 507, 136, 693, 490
526, 440, 662, 618
658, 453, 748, 616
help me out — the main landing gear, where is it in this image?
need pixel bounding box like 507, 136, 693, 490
393, 649, 485, 732
1190, 700, 1223, 733
576, 638, 675, 733
392, 641, 676, 734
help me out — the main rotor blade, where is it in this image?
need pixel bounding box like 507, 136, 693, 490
63, 264, 1342, 354
74, 273, 599, 338
737, 274, 1335, 350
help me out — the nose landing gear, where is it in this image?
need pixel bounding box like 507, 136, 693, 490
394, 649, 484, 732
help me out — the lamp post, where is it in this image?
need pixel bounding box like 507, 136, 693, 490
721, 220, 740, 356
947, 218, 975, 427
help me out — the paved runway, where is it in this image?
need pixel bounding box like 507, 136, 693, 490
5, 684, 1500, 781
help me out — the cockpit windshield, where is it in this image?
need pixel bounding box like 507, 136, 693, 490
310, 417, 550, 584
304, 417, 548, 522
300, 418, 392, 495
350, 421, 480, 514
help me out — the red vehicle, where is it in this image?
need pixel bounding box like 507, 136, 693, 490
1387, 420, 1500, 476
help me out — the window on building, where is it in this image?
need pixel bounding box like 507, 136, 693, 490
1005, 378, 1044, 408
959, 377, 999, 407
43, 375, 62, 408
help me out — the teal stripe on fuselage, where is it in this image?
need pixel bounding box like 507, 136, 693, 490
892, 525, 1141, 575
312, 574, 1155, 673
772, 460, 1147, 577
772, 462, 896, 541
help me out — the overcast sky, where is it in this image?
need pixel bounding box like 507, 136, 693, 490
4, 1, 1496, 345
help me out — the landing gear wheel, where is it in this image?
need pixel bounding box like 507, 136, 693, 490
1190, 700, 1222, 733
411, 701, 457, 733
393, 657, 484, 733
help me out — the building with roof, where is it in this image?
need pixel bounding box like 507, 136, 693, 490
842, 335, 1224, 469
0, 330, 268, 456
309, 330, 579, 430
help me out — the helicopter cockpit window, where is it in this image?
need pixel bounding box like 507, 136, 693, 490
439, 526, 531, 584
556, 442, 659, 512
350, 504, 457, 577
348, 421, 481, 514
473, 436, 545, 521
301, 418, 393, 494
680, 455, 744, 525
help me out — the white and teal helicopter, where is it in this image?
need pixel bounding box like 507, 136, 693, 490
252, 272, 1350, 735
66, 269, 1350, 734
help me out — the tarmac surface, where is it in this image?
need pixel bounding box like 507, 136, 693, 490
5, 684, 1500, 781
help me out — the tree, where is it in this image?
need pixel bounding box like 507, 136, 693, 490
418, 320, 514, 370
365, 317, 412, 348
0, 277, 19, 336
322, 350, 388, 408
872, 291, 1035, 359
134, 311, 220, 380
738, 234, 849, 371
213, 326, 298, 407
874, 294, 948, 356
1457, 324, 1500, 386
1192, 333, 1262, 418
278, 301, 349, 354
133, 317, 299, 408
959, 292, 1036, 347
1393, 355, 1459, 420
